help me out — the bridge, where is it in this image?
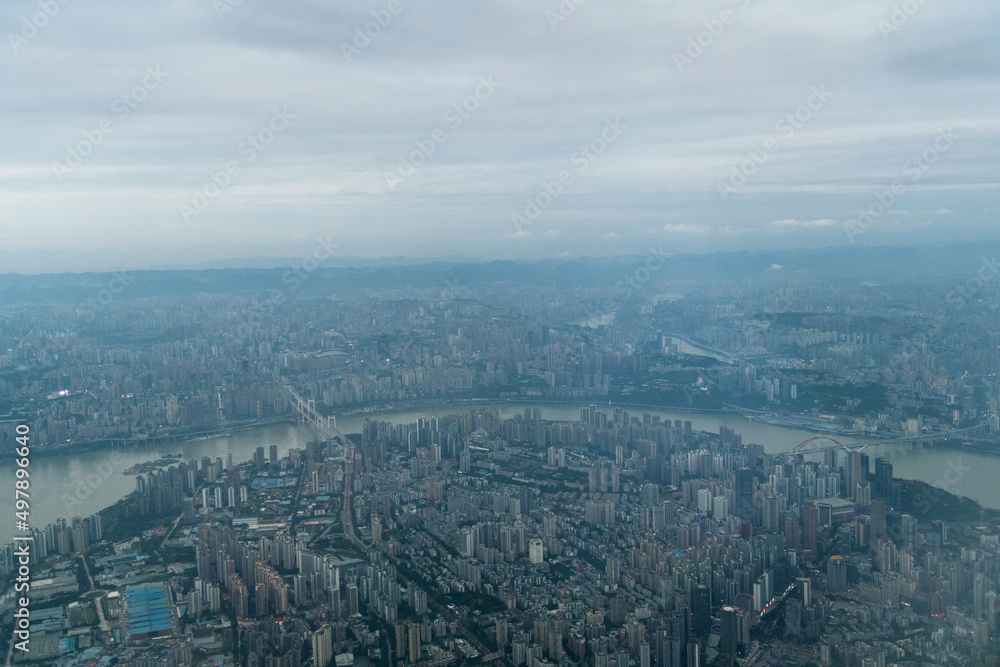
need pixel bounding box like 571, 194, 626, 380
781, 422, 990, 457
282, 384, 350, 458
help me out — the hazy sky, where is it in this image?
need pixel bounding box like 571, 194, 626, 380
1, 0, 997, 272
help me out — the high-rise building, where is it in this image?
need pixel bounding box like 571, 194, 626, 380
855, 482, 871, 507
827, 555, 847, 591
847, 451, 863, 501
347, 583, 359, 615
687, 642, 700, 667
496, 617, 508, 647
875, 458, 893, 496
734, 469, 754, 523
89, 513, 102, 542
395, 622, 407, 661
312, 625, 333, 667
692, 584, 711, 637
720, 606, 739, 656
72, 521, 89, 553
803, 503, 818, 551
797, 577, 812, 607
605, 554, 620, 583
408, 622, 421, 663
697, 488, 712, 514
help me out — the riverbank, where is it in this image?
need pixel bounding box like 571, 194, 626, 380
329, 396, 744, 420
896, 477, 1000, 525
123, 454, 184, 476
0, 417, 296, 461
4, 401, 1000, 545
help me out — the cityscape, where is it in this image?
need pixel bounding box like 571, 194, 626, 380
2, 251, 1000, 665
3, 0, 998, 665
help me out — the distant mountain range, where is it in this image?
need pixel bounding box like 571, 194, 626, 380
0, 239, 997, 305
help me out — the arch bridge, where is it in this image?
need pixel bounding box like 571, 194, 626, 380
784, 422, 989, 457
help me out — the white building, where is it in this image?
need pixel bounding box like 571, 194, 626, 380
529, 538, 544, 564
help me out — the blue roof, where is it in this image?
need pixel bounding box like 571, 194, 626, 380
126, 585, 173, 637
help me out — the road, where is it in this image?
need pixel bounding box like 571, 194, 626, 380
79, 554, 112, 633
160, 512, 183, 549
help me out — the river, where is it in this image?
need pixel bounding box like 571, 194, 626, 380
3, 403, 995, 543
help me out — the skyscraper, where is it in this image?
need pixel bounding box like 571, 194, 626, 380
875, 458, 893, 496
847, 451, 863, 501
720, 606, 739, 656
734, 468, 754, 523
803, 503, 818, 551
692, 584, 711, 637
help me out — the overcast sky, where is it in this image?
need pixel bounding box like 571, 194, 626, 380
1, 0, 997, 272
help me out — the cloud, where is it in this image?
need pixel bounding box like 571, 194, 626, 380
663, 223, 708, 234
718, 226, 758, 235
0, 0, 997, 269
766, 219, 838, 232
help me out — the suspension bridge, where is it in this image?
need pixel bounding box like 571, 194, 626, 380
282, 384, 350, 458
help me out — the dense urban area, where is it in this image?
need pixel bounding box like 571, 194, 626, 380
3, 252, 1000, 666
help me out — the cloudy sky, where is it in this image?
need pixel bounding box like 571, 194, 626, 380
1, 0, 997, 272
